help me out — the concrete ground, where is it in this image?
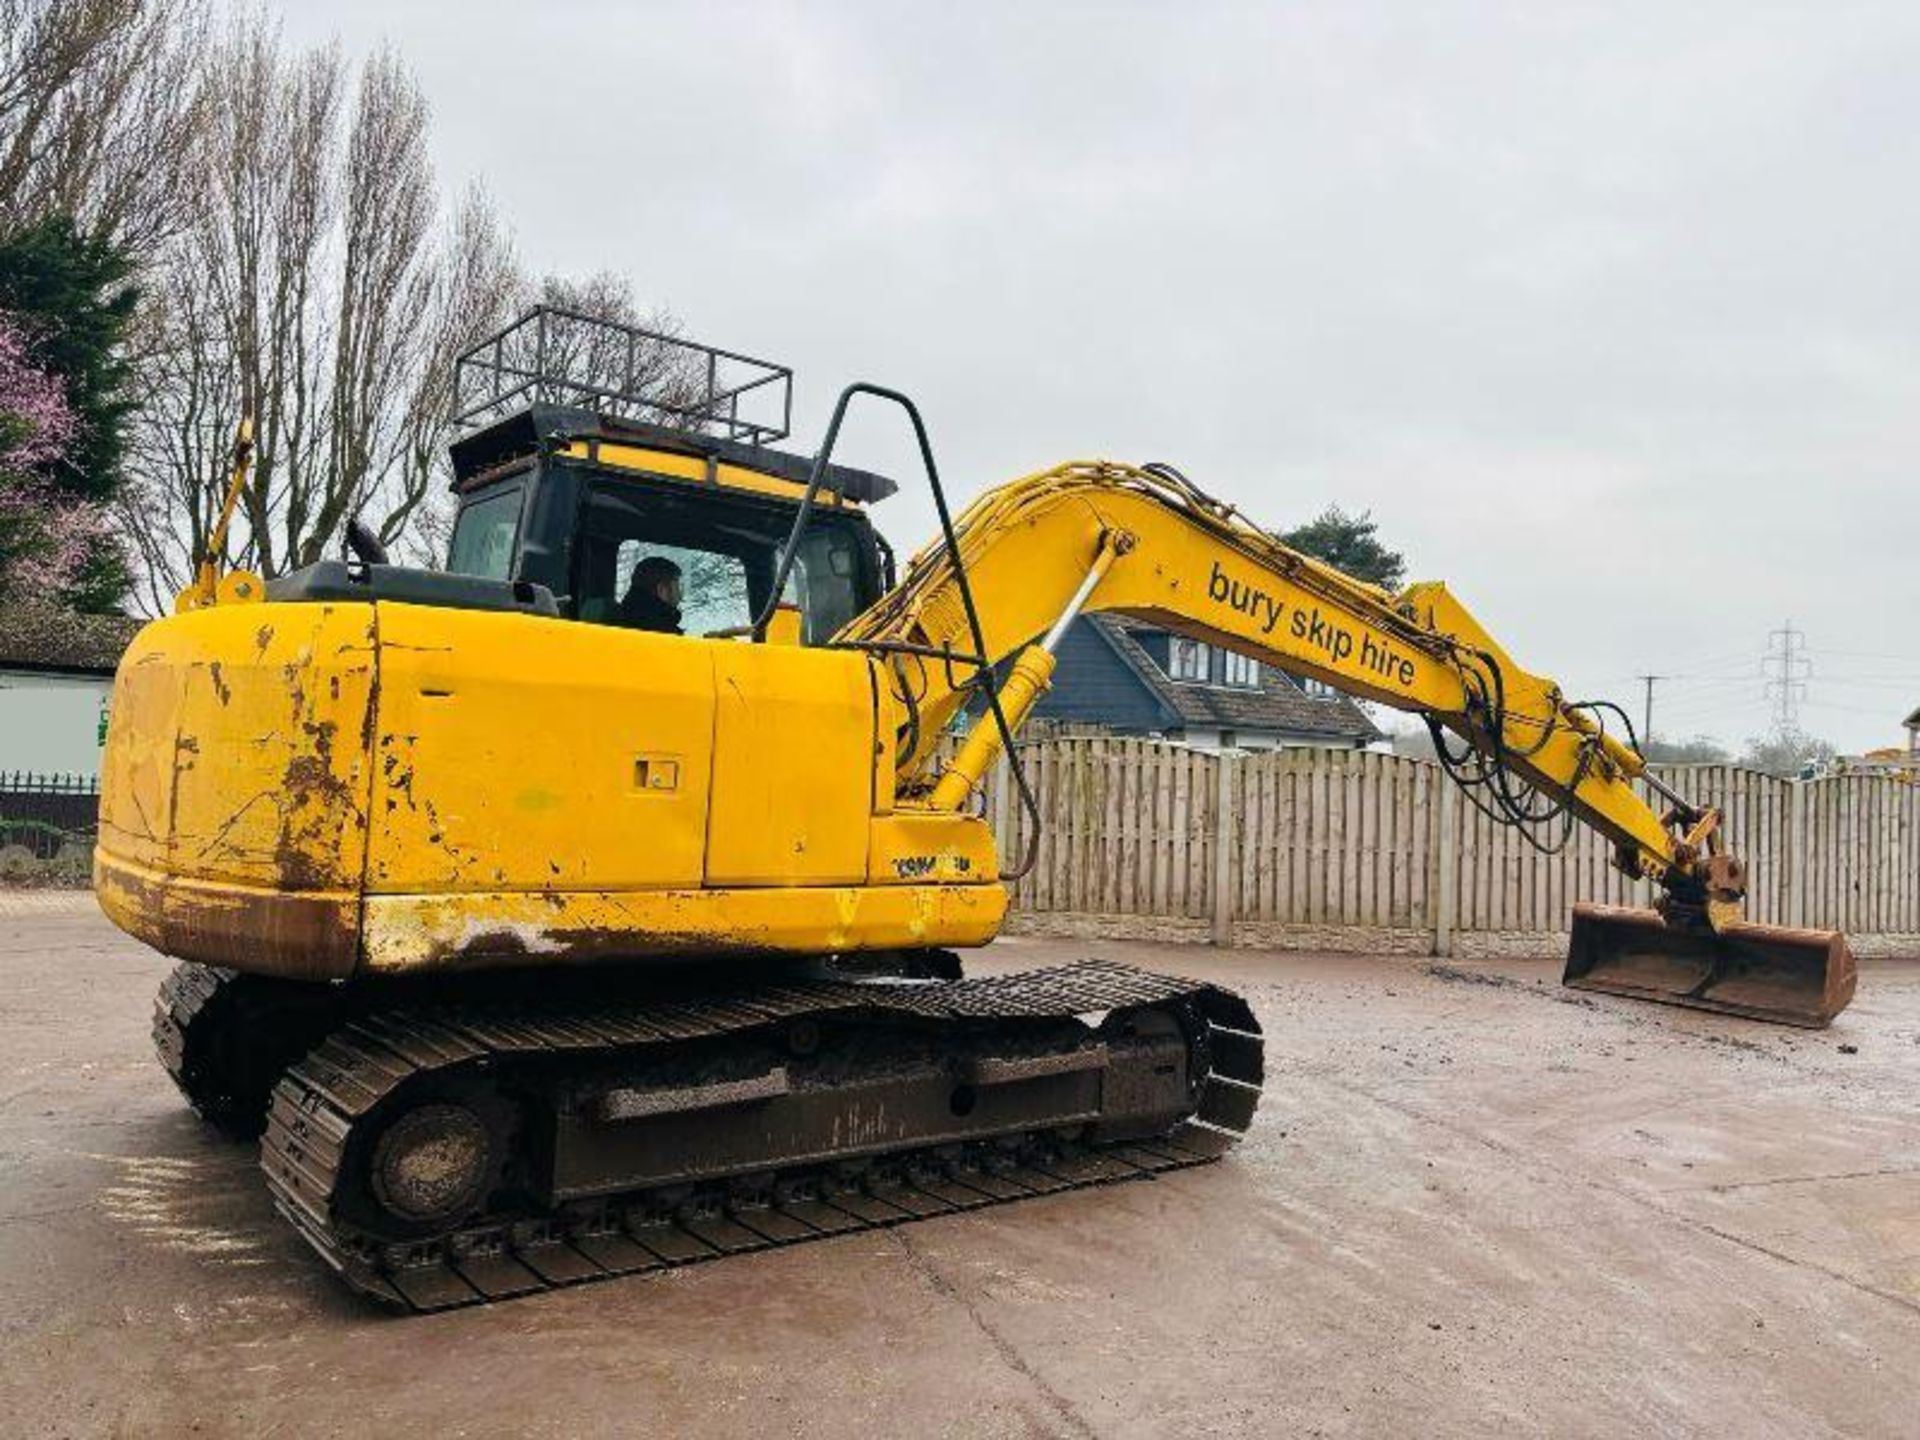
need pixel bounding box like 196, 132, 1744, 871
2, 894, 1917, 1439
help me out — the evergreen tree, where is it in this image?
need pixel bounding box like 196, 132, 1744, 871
1280, 506, 1407, 591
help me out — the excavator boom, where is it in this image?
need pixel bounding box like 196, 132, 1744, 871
841, 458, 1854, 1028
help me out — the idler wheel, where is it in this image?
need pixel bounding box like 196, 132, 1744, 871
370, 1103, 493, 1225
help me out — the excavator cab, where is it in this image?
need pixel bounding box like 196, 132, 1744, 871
250, 309, 898, 650
438, 405, 893, 644
439, 308, 897, 646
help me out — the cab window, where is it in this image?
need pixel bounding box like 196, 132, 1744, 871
781, 526, 863, 642
613, 538, 753, 635
574, 479, 870, 643
445, 483, 524, 580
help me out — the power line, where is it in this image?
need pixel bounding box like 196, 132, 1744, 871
1653, 645, 1763, 675
1658, 688, 1769, 715
1608, 628, 1912, 747
1661, 674, 1767, 692
1594, 650, 1765, 688
1815, 649, 1920, 664
1803, 697, 1901, 718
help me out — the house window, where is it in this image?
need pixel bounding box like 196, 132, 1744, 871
1223, 651, 1260, 688
1169, 637, 1211, 682
1301, 676, 1339, 700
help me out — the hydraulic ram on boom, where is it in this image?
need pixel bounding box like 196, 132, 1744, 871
841, 459, 1855, 1028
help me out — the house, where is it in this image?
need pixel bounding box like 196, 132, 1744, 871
0, 606, 143, 780
1026, 615, 1380, 751
1908, 706, 1919, 757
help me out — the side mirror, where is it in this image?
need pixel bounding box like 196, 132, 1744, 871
346, 517, 389, 567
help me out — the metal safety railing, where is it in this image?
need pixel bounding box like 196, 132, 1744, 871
451, 306, 793, 445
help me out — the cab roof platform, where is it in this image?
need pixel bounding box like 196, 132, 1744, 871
450, 306, 898, 504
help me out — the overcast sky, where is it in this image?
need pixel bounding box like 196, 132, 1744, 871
283, 1, 1918, 752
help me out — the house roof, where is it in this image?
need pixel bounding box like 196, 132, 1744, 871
1906, 706, 1920, 729
1090, 616, 1382, 743
0, 606, 144, 676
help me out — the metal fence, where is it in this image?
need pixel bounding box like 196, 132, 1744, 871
0, 770, 99, 871
978, 740, 1920, 958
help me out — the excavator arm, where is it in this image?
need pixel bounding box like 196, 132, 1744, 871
838, 459, 1855, 1027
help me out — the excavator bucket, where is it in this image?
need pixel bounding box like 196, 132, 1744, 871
1564, 904, 1856, 1028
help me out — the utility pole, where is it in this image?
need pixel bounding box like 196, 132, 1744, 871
1635, 674, 1667, 745
1763, 620, 1810, 732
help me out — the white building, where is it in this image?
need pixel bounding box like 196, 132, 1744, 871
0, 608, 141, 780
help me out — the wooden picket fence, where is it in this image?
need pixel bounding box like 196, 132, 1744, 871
976, 739, 1920, 957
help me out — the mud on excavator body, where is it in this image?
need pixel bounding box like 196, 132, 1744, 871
94, 593, 1008, 979
96, 386, 1011, 979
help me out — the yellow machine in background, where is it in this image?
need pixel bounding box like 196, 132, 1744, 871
95, 308, 1855, 1310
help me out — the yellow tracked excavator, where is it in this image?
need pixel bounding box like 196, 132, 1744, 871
96, 309, 1854, 1309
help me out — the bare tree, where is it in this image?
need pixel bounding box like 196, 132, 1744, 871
1741, 727, 1837, 779
388, 191, 520, 566
115, 256, 239, 613
119, 21, 521, 609
0, 0, 209, 256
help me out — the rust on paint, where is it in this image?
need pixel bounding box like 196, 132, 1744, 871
95, 852, 359, 981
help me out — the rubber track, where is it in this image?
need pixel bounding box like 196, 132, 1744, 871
262, 960, 1263, 1312
151, 961, 232, 1114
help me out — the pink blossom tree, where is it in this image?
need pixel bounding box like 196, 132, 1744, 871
0, 311, 110, 604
